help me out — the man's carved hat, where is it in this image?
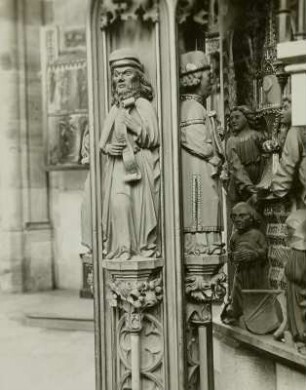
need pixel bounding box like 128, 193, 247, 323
109, 48, 144, 72
180, 51, 210, 76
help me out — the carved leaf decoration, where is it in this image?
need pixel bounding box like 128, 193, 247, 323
193, 9, 208, 25
99, 0, 158, 29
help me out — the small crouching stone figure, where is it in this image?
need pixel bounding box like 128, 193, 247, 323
222, 202, 268, 325
180, 51, 225, 256
284, 210, 306, 355
99, 48, 160, 261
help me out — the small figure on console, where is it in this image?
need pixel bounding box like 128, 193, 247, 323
222, 202, 268, 325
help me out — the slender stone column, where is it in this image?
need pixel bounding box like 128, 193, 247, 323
0, 1, 24, 291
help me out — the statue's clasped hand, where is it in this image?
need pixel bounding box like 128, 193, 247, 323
105, 142, 126, 156
117, 111, 142, 136
233, 250, 256, 264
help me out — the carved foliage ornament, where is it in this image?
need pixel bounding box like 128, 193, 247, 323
99, 0, 159, 29
109, 277, 163, 313
185, 272, 227, 303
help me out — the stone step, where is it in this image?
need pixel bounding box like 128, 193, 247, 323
24, 313, 94, 332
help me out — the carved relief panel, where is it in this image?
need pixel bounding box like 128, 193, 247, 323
41, 26, 89, 169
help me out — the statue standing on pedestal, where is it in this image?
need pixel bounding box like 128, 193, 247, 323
99, 48, 160, 261
180, 51, 224, 256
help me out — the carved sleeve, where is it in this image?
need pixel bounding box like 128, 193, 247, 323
271, 127, 302, 198
181, 120, 214, 159
226, 137, 254, 191
134, 98, 159, 149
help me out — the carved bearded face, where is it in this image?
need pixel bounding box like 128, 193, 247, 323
231, 204, 254, 232
112, 66, 140, 101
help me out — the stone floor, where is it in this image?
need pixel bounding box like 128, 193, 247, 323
0, 290, 95, 390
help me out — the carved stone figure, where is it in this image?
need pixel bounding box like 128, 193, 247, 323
222, 202, 269, 325
226, 106, 265, 202
180, 51, 224, 256
284, 210, 306, 355
99, 48, 160, 261
271, 123, 306, 209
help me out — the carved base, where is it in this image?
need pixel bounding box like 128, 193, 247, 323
80, 252, 93, 299
103, 257, 164, 390
185, 254, 227, 276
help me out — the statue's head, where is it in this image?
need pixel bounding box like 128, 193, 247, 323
285, 210, 306, 251
280, 96, 291, 126
229, 105, 258, 134
109, 48, 153, 105
180, 51, 212, 99
231, 202, 258, 232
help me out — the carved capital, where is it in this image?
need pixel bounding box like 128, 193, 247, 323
185, 272, 227, 303
99, 0, 159, 29
108, 276, 163, 313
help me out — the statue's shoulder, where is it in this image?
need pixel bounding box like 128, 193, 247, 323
135, 97, 154, 111
181, 99, 206, 123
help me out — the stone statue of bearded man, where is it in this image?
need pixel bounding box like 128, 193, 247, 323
99, 48, 160, 261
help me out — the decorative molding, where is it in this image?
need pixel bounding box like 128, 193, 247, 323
185, 272, 227, 303
176, 0, 209, 26
187, 302, 212, 324
117, 313, 164, 390
109, 276, 163, 312
99, 0, 159, 29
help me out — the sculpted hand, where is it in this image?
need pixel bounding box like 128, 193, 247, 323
233, 250, 256, 263
105, 142, 126, 156
209, 155, 222, 167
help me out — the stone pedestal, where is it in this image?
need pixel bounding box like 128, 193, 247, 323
102, 259, 164, 390
185, 255, 226, 390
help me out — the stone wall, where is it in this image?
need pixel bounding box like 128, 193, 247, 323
0, 0, 90, 292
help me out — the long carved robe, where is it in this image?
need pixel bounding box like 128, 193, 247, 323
99, 97, 160, 259
285, 249, 306, 343
180, 98, 223, 233
229, 228, 269, 323
226, 129, 264, 202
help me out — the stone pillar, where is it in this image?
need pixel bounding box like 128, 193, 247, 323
277, 40, 306, 126
21, 0, 53, 291
0, 0, 53, 292
0, 1, 25, 291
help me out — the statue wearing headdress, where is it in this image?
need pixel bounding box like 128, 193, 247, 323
99, 48, 160, 261
179, 51, 225, 256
